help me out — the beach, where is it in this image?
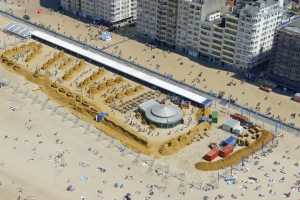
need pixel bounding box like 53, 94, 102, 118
0, 1, 300, 199
0, 68, 300, 199
0, 0, 299, 127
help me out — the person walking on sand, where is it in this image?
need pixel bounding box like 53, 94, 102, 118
17, 188, 23, 200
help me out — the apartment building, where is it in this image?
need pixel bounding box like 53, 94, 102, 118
136, 0, 157, 40
202, 13, 239, 66
137, 0, 226, 46
197, 0, 283, 70
40, 0, 61, 10
175, 0, 227, 54
61, 0, 81, 15
60, 0, 137, 26
137, 0, 180, 47
270, 19, 300, 90
234, 0, 283, 70
137, 0, 283, 70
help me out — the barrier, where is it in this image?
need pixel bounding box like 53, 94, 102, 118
0, 11, 298, 133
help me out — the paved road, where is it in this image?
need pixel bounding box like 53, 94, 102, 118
0, 10, 299, 135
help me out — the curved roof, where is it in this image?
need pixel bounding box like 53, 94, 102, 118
151, 104, 178, 118
143, 103, 183, 127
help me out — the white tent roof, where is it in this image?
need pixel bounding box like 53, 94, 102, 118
30, 30, 209, 105
223, 119, 240, 128
4, 23, 31, 38
151, 104, 178, 118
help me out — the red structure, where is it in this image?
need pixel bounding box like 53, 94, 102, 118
219, 145, 234, 158
203, 147, 219, 161
230, 113, 249, 123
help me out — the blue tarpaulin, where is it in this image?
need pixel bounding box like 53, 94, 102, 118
96, 112, 108, 122
223, 136, 237, 146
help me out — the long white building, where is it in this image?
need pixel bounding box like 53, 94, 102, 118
30, 29, 211, 107
137, 0, 283, 70
60, 0, 137, 26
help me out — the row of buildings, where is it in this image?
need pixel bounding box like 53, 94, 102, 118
58, 0, 284, 70
138, 0, 284, 71
49, 0, 299, 90
136, 0, 300, 90
270, 19, 300, 90
60, 0, 137, 26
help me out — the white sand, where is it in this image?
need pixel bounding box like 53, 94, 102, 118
0, 1, 299, 199
0, 0, 299, 127
0, 49, 299, 200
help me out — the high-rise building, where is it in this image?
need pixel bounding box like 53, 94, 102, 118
233, 0, 283, 69
136, 0, 157, 41
138, 0, 227, 46
61, 0, 81, 15
137, 0, 180, 47
137, 0, 283, 70
195, 13, 239, 67
60, 0, 137, 26
175, 0, 227, 53
40, 0, 61, 10
270, 19, 300, 90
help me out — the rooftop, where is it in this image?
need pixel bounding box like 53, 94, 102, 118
30, 30, 210, 107
151, 104, 178, 118
139, 100, 183, 128
223, 118, 240, 128
3, 23, 32, 38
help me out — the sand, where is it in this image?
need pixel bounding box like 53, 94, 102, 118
1, 0, 299, 127
0, 70, 300, 199
0, 1, 300, 199
0, 39, 206, 157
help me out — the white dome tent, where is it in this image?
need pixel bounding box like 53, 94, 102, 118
139, 100, 183, 128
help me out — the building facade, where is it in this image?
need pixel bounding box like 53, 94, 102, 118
40, 0, 61, 10
234, 0, 283, 70
198, 13, 239, 66
61, 0, 81, 15
137, 0, 283, 70
136, 0, 157, 41
270, 19, 300, 90
175, 0, 227, 55
137, 0, 179, 47
60, 0, 137, 26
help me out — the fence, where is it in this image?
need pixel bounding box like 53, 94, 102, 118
0, 10, 299, 135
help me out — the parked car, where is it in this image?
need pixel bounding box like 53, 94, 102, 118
259, 85, 272, 92
292, 93, 300, 103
